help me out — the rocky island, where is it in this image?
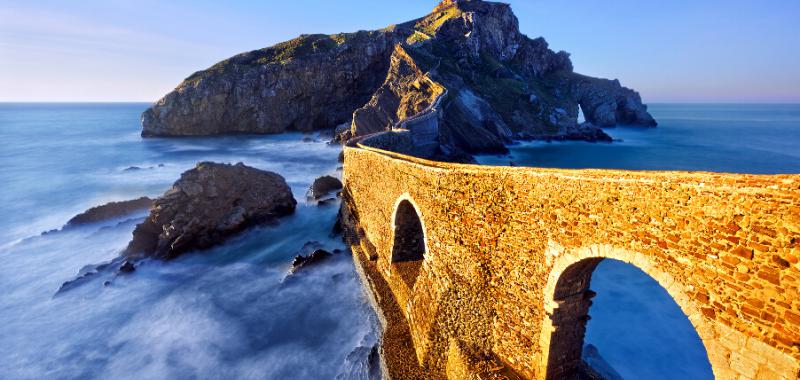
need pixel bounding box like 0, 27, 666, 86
142, 0, 655, 156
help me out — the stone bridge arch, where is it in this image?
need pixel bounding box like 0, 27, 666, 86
539, 244, 718, 379
341, 144, 800, 380
390, 194, 429, 288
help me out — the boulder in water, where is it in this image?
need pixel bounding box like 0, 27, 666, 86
291, 249, 333, 273
310, 175, 343, 199
124, 162, 296, 260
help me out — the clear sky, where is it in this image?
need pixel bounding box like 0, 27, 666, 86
1, 0, 798, 103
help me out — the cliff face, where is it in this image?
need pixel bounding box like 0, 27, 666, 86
143, 0, 656, 153
351, 45, 447, 137
142, 31, 403, 136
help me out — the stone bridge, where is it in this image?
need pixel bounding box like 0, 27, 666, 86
340, 143, 800, 379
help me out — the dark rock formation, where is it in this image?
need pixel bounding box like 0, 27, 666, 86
524, 122, 612, 143
66, 197, 153, 227
124, 162, 296, 260
118, 260, 136, 274
54, 258, 122, 295
290, 249, 333, 273
310, 175, 343, 199
142, 0, 655, 154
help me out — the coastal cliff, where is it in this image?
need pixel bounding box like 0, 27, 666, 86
142, 31, 399, 136
142, 0, 656, 153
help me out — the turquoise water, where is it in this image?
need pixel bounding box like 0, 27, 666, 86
1, 103, 797, 379
479, 104, 800, 380
0, 103, 377, 379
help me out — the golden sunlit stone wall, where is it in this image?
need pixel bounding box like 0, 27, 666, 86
342, 144, 800, 380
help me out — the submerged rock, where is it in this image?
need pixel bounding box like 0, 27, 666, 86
318, 198, 337, 207
310, 176, 343, 199
54, 258, 120, 295
118, 260, 136, 274
56, 269, 101, 295
291, 249, 333, 273
66, 197, 153, 227
124, 162, 296, 260
141, 0, 656, 155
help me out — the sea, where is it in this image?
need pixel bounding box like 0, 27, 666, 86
1, 103, 798, 379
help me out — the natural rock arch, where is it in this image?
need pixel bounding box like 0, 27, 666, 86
391, 196, 427, 287
539, 244, 718, 380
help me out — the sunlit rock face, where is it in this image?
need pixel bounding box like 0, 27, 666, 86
142, 0, 656, 155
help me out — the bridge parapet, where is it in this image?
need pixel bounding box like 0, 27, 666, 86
342, 144, 800, 380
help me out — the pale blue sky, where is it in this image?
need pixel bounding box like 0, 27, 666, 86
1, 0, 798, 102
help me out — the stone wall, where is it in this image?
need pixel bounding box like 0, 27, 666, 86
341, 144, 800, 380
394, 84, 446, 158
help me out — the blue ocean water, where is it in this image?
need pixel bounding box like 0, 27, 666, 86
479, 104, 800, 174
0, 103, 377, 379
479, 103, 800, 380
0, 103, 797, 379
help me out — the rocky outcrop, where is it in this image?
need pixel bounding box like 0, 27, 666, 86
349, 0, 633, 154
124, 162, 296, 260
66, 197, 153, 227
351, 45, 446, 137
142, 32, 406, 136
572, 74, 657, 127
523, 122, 612, 143
118, 260, 136, 274
143, 0, 655, 154
290, 249, 333, 273
310, 175, 343, 199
